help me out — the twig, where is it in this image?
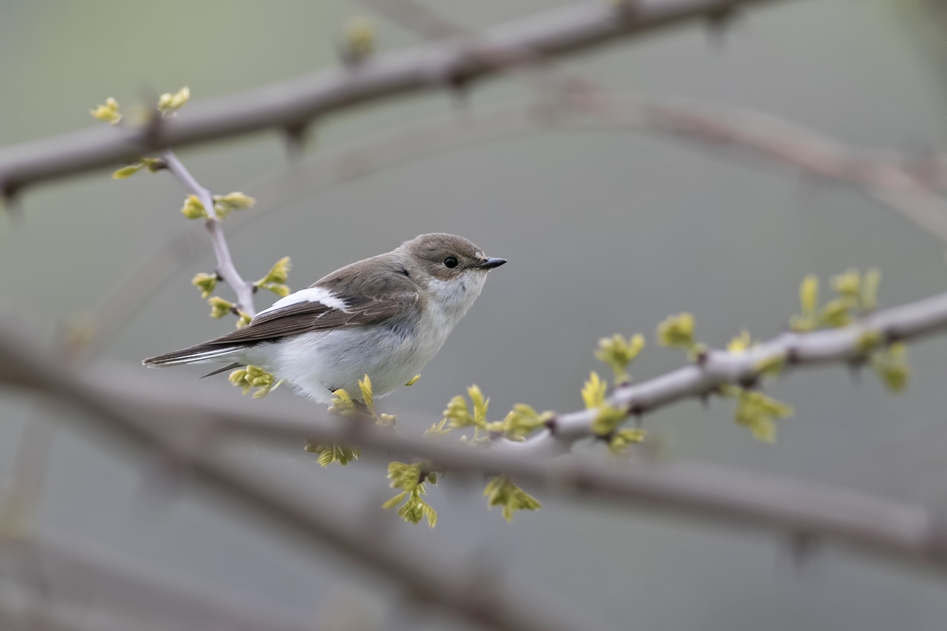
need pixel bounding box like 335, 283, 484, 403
162, 151, 256, 316
0, 330, 573, 631
2, 326, 947, 572
505, 288, 947, 457
0, 0, 794, 194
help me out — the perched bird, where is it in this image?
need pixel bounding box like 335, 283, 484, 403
143, 233, 506, 403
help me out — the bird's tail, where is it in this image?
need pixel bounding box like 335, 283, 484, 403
142, 342, 243, 368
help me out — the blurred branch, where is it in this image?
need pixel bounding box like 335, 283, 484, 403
358, 0, 947, 242
0, 536, 315, 631
2, 328, 947, 572
0, 0, 793, 194
59, 95, 947, 348
0, 332, 574, 631
162, 151, 257, 316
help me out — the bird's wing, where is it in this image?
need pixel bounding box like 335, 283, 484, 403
203, 285, 419, 347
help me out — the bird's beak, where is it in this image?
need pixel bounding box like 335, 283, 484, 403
477, 257, 507, 270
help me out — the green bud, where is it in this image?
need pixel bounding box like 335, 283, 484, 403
405, 374, 420, 386
791, 275, 820, 332
113, 164, 145, 179
581, 371, 607, 410
358, 374, 375, 417
212, 192, 256, 219
207, 296, 234, 319
191, 272, 217, 299
90, 97, 121, 124
328, 388, 358, 417
608, 428, 647, 455
483, 476, 541, 522
305, 443, 360, 466
870, 342, 909, 392
255, 257, 292, 297
228, 364, 282, 398
501, 404, 554, 440
181, 195, 207, 220
727, 330, 752, 354
157, 86, 190, 114
657, 313, 696, 350
384, 462, 436, 527
591, 403, 627, 436
831, 269, 861, 301
344, 17, 375, 62
819, 298, 852, 328
424, 418, 452, 437
595, 333, 645, 383
729, 388, 794, 443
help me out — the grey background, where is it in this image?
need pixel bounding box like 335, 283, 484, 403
2, 0, 947, 629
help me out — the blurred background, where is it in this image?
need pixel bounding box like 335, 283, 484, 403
3, 0, 947, 629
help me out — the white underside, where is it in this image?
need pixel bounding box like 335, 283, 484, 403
236, 271, 488, 403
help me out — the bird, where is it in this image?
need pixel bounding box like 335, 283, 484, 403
143, 233, 506, 404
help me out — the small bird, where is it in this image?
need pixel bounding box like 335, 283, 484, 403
143, 233, 506, 403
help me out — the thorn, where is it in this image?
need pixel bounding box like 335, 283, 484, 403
847, 360, 863, 383
780, 530, 820, 574
738, 375, 758, 390
283, 123, 311, 161
627, 403, 643, 422
705, 7, 740, 48
544, 416, 558, 434
700, 392, 710, 409
786, 347, 800, 364
884, 327, 902, 344
695, 350, 709, 365
449, 75, 471, 111
1, 185, 23, 226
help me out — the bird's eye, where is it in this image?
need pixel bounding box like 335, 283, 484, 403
443, 256, 458, 269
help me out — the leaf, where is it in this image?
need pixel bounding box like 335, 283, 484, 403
656, 313, 696, 349
358, 374, 375, 417
112, 164, 145, 179
581, 372, 607, 410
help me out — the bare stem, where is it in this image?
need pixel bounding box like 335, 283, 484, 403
2, 332, 947, 572
162, 151, 256, 316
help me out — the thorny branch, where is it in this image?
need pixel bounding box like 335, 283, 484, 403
3, 298, 947, 572
502, 289, 947, 457
358, 0, 947, 243
0, 0, 794, 194
0, 330, 574, 631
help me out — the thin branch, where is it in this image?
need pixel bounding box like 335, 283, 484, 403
162, 151, 256, 316
505, 288, 947, 457
2, 326, 947, 572
0, 331, 573, 631
0, 0, 794, 194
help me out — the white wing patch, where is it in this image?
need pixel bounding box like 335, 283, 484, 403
254, 286, 349, 320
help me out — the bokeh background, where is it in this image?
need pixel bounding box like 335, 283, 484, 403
3, 0, 947, 629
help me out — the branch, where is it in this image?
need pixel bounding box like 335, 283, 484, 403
0, 536, 315, 631
209, 95, 947, 254
2, 330, 947, 572
354, 0, 947, 243
505, 289, 947, 457
0, 0, 793, 195
162, 152, 256, 316
0, 331, 573, 631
